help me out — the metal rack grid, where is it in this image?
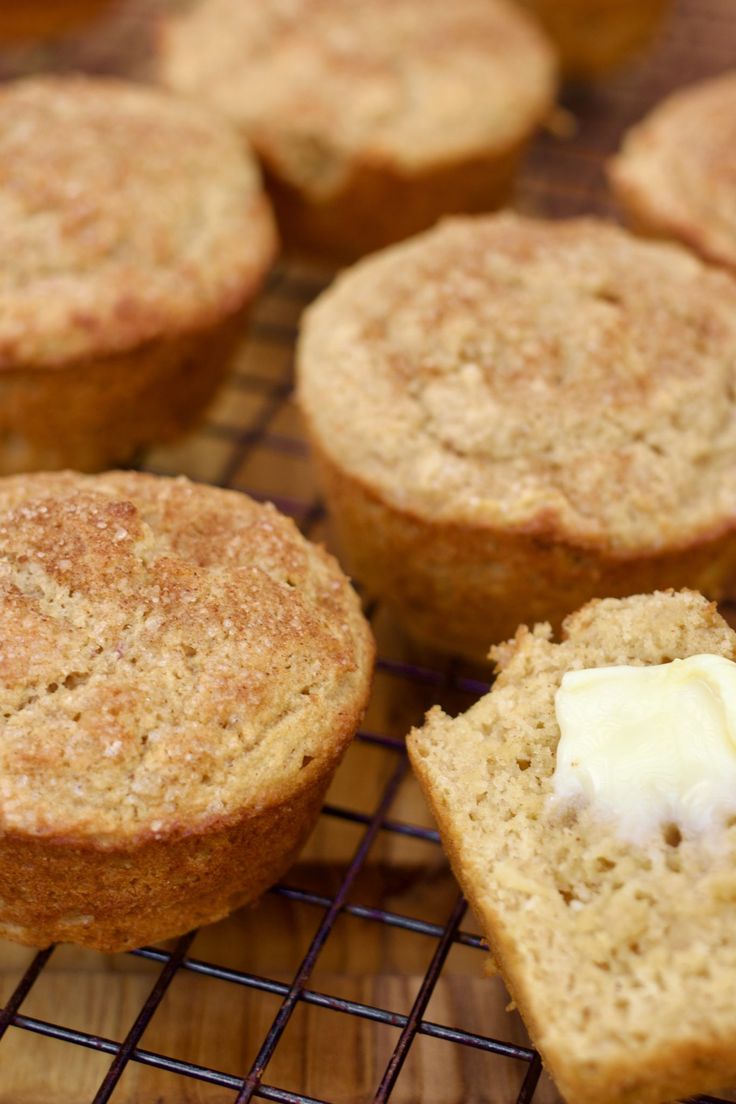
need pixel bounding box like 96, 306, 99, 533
1, 0, 736, 1100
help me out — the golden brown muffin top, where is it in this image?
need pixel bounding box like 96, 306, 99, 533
298, 213, 736, 554
0, 472, 373, 847
610, 71, 736, 273
159, 0, 555, 194
0, 76, 277, 368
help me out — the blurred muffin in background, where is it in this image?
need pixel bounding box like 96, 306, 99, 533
514, 0, 671, 78
610, 72, 736, 274
0, 76, 277, 475
298, 213, 736, 662
0, 0, 115, 42
158, 0, 556, 261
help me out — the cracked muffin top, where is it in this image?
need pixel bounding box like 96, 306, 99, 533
408, 589, 736, 1104
0, 472, 373, 847
159, 0, 555, 195
298, 213, 736, 554
0, 76, 277, 368
609, 71, 736, 274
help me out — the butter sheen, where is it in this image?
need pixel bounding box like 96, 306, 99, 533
553, 654, 736, 843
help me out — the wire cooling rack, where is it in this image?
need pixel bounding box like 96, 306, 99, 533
2, 0, 736, 1101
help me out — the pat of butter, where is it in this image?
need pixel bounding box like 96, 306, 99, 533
552, 654, 736, 844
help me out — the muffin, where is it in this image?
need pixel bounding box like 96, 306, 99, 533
513, 0, 671, 78
298, 213, 736, 663
0, 471, 373, 952
408, 589, 736, 1104
158, 0, 556, 260
610, 71, 736, 274
0, 76, 277, 476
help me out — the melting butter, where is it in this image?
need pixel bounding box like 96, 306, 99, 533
552, 654, 736, 844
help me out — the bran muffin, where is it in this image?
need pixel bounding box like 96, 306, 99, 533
514, 0, 671, 78
408, 589, 736, 1104
0, 471, 373, 953
0, 76, 277, 475
157, 0, 556, 261
298, 213, 736, 662
610, 71, 736, 274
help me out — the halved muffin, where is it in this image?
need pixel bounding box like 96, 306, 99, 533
409, 589, 736, 1104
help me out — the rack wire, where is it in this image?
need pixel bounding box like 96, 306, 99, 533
2, 0, 736, 1100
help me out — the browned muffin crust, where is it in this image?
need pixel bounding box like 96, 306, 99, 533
158, 0, 555, 260
0, 76, 277, 473
298, 213, 736, 661
610, 71, 736, 274
0, 0, 113, 42
514, 0, 671, 78
0, 471, 373, 951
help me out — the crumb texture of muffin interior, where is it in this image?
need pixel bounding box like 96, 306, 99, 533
409, 590, 736, 1104
0, 471, 372, 847
159, 0, 555, 191
0, 75, 276, 368
610, 71, 736, 272
299, 214, 736, 555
